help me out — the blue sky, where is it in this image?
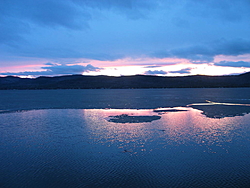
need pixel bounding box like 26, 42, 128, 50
1, 0, 250, 77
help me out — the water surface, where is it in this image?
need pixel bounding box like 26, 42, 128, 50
1, 88, 250, 187
1, 107, 250, 187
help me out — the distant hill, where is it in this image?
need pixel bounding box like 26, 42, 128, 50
0, 72, 250, 89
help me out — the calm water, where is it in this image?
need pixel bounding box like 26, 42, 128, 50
1, 88, 250, 187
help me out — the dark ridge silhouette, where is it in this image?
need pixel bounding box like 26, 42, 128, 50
0, 72, 250, 89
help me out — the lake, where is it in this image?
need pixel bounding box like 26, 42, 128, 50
1, 88, 250, 187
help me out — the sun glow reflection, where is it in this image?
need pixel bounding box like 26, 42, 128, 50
79, 107, 247, 153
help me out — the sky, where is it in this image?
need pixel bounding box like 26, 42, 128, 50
1, 0, 250, 77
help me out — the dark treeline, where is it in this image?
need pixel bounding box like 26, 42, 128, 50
0, 72, 250, 89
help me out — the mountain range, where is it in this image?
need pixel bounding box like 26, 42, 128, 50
1, 72, 250, 89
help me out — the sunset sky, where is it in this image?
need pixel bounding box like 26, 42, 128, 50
1, 0, 250, 77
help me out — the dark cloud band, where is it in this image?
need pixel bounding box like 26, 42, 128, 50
0, 64, 102, 76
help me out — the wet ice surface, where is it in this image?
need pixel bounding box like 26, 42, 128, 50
1, 88, 250, 111
108, 114, 161, 123
1, 88, 250, 187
